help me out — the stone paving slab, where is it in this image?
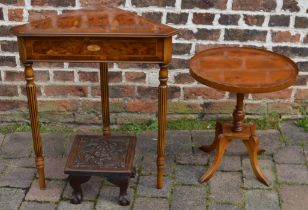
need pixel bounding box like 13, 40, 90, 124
0, 124, 308, 210
280, 184, 308, 210
19, 201, 57, 210
0, 188, 25, 210
170, 185, 206, 210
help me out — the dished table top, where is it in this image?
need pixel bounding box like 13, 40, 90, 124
189, 47, 298, 94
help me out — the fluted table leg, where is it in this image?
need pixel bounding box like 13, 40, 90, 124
100, 63, 111, 137
157, 64, 168, 189
24, 63, 46, 189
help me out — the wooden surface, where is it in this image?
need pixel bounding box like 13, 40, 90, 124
190, 47, 298, 93
192, 47, 298, 186
11, 7, 177, 190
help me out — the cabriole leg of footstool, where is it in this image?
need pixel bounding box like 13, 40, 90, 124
68, 175, 91, 204
106, 175, 130, 206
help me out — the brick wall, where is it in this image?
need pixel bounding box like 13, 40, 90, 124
0, 0, 307, 125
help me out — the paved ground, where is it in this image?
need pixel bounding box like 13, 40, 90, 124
0, 121, 307, 210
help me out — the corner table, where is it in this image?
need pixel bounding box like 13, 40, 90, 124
190, 47, 298, 185
11, 6, 177, 190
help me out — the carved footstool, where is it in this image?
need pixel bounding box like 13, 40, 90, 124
64, 135, 136, 206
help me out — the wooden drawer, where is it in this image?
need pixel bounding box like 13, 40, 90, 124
22, 37, 165, 62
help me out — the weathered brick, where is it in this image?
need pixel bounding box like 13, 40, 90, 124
166, 13, 188, 24
280, 185, 308, 210
134, 197, 168, 210
174, 73, 195, 84
138, 176, 172, 197
304, 34, 308, 43
268, 102, 299, 115
0, 85, 18, 96
0, 0, 24, 5
269, 15, 290, 27
53, 71, 74, 82
38, 100, 79, 112
4, 71, 24, 81
225, 29, 267, 41
169, 58, 189, 69
297, 62, 308, 72
132, 0, 175, 7
173, 43, 191, 55
295, 16, 308, 28
0, 100, 27, 111
203, 101, 235, 114
219, 14, 240, 25
0, 188, 25, 210
168, 101, 202, 114
0, 8, 3, 20
182, 0, 227, 9
296, 75, 308, 86
244, 15, 265, 26
125, 72, 146, 83
175, 165, 204, 185
272, 31, 300, 43
137, 86, 180, 99
142, 12, 162, 23
0, 56, 16, 67
32, 0, 75, 7
28, 10, 58, 22
184, 87, 225, 100
252, 89, 292, 99
195, 44, 239, 53
274, 146, 305, 164
276, 164, 308, 184
108, 71, 122, 83
295, 89, 308, 100
192, 13, 215, 25
282, 0, 300, 12
20, 202, 57, 210
171, 186, 206, 210
0, 25, 13, 36
44, 85, 88, 97
0, 41, 18, 52
126, 100, 157, 112
177, 29, 195, 40
233, 0, 276, 11
272, 46, 308, 57
8, 8, 23, 21
195, 29, 221, 40
78, 71, 98, 82
245, 190, 280, 210
80, 0, 125, 7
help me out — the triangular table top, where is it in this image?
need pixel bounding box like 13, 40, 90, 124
11, 6, 177, 38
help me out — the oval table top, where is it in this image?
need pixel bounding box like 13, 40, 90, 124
189, 47, 298, 93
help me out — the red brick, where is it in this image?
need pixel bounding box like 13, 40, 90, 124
173, 43, 192, 55
78, 71, 98, 82
184, 87, 225, 100
28, 10, 58, 22
132, 0, 175, 7
297, 62, 308, 72
126, 100, 157, 113
117, 63, 157, 69
20, 86, 42, 96
44, 85, 88, 97
38, 100, 79, 112
137, 86, 180, 99
273, 46, 308, 58
272, 31, 300, 43
31, 0, 75, 7
8, 8, 23, 22
177, 29, 195, 40
268, 102, 299, 114
0, 26, 13, 36
192, 13, 215, 25
81, 100, 125, 112
53, 71, 74, 82
125, 72, 146, 83
233, 0, 276, 11
219, 14, 240, 25
225, 29, 267, 42
4, 71, 23, 81
0, 0, 24, 5
68, 62, 99, 68
174, 73, 195, 84
195, 29, 221, 40
304, 34, 308, 43
0, 85, 18, 96
0, 41, 18, 52
92, 85, 135, 98
245, 103, 267, 114
0, 8, 3, 20
269, 15, 290, 27
166, 13, 188, 24
282, 0, 300, 12
108, 71, 122, 83
243, 15, 265, 26
142, 12, 162, 23
203, 101, 235, 114
195, 44, 239, 53
81, 0, 125, 7
33, 62, 64, 68
252, 89, 292, 100
182, 0, 227, 9
170, 58, 189, 69
0, 100, 27, 111
295, 17, 308, 28
35, 71, 50, 82
295, 89, 308, 100
296, 75, 308, 86
0, 56, 16, 67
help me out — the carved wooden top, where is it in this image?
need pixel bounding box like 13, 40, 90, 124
11, 7, 177, 38
190, 47, 298, 93
65, 135, 136, 175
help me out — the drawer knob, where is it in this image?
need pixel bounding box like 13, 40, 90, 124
87, 44, 101, 52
